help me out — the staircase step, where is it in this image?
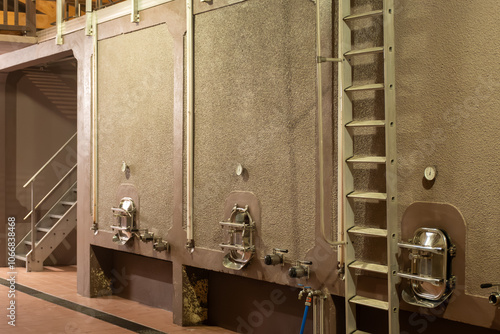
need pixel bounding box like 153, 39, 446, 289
348, 226, 388, 238
15, 255, 27, 262
37, 227, 51, 233
346, 83, 384, 92
344, 9, 383, 21
345, 46, 384, 57
347, 156, 386, 164
60, 201, 76, 206
347, 191, 387, 200
346, 120, 385, 128
349, 260, 388, 274
352, 331, 371, 334
73, 188, 77, 193
349, 295, 389, 311
49, 214, 64, 220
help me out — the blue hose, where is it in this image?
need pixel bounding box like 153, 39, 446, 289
299, 304, 309, 334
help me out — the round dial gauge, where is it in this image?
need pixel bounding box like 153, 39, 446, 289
424, 166, 436, 181
236, 164, 243, 176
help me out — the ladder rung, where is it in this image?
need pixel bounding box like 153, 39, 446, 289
349, 295, 389, 311
349, 260, 388, 274
347, 156, 386, 164
345, 83, 384, 92
346, 120, 385, 127
49, 214, 63, 220
37, 227, 51, 233
61, 201, 76, 206
344, 9, 383, 21
345, 46, 384, 57
347, 191, 387, 200
348, 226, 388, 238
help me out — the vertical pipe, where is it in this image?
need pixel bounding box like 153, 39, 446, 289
316, 0, 343, 248
185, 0, 195, 251
92, 12, 98, 226
30, 182, 35, 272
313, 296, 317, 334
336, 0, 345, 271
319, 296, 324, 334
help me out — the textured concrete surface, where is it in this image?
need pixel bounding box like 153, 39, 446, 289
97, 24, 175, 237
193, 0, 318, 260
396, 0, 500, 297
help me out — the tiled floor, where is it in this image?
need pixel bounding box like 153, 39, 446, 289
0, 266, 236, 334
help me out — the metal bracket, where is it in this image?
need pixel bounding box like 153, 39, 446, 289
55, 0, 64, 45
85, 11, 94, 36
131, 0, 140, 23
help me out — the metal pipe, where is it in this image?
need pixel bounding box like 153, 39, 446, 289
319, 296, 324, 334
186, 0, 195, 252
396, 272, 443, 284
30, 164, 77, 217
316, 0, 344, 248
23, 132, 77, 188
336, 0, 346, 271
398, 242, 445, 254
92, 12, 98, 226
313, 294, 317, 334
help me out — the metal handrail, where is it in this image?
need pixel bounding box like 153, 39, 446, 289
23, 132, 77, 188
23, 163, 77, 220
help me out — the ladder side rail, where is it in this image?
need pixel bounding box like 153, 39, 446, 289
383, 0, 399, 333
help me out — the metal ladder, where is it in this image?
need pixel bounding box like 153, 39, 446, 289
339, 0, 398, 333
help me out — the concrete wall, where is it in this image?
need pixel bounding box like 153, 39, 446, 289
193, 0, 320, 260
97, 23, 175, 238
396, 0, 500, 298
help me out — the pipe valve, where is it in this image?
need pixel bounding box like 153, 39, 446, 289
264, 248, 288, 266
153, 238, 170, 252
289, 260, 312, 279
481, 283, 500, 306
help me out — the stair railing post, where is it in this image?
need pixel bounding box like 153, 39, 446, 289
29, 181, 36, 272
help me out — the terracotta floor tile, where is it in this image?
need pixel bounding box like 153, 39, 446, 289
0, 266, 236, 334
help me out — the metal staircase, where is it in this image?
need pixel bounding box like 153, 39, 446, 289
15, 133, 77, 272
339, 1, 399, 333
